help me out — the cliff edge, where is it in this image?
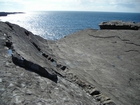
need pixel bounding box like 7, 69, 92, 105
99, 20, 140, 30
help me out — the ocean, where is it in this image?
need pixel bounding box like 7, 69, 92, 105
0, 11, 140, 40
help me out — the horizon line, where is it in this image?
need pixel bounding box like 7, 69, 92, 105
1, 10, 140, 14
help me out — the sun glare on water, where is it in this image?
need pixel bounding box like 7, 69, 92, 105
0, 12, 47, 38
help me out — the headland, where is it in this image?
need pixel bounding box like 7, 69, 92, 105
0, 12, 24, 17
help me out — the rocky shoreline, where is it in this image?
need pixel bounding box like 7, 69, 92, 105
0, 21, 140, 105
0, 12, 24, 17
99, 20, 140, 30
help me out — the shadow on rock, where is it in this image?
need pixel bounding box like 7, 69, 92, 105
12, 53, 58, 83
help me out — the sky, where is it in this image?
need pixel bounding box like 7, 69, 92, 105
0, 0, 140, 13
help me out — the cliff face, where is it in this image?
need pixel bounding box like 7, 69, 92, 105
0, 21, 140, 105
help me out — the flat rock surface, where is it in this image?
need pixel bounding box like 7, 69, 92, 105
51, 29, 140, 105
0, 21, 140, 105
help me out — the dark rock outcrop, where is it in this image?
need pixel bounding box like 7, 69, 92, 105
12, 53, 58, 82
0, 12, 24, 17
99, 20, 140, 30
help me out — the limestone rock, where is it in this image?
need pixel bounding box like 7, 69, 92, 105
99, 20, 140, 30
1, 21, 140, 105
0, 21, 99, 105
52, 28, 140, 105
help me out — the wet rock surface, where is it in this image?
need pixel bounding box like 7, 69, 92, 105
0, 21, 140, 105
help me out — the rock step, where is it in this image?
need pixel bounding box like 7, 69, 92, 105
99, 20, 140, 30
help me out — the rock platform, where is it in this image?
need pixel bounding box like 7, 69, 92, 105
99, 20, 140, 30
0, 21, 140, 105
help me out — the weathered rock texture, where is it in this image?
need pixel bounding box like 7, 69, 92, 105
0, 21, 140, 105
99, 20, 140, 30
0, 22, 99, 105
51, 29, 140, 105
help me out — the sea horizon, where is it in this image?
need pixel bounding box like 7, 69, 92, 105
0, 11, 140, 40
1, 10, 140, 13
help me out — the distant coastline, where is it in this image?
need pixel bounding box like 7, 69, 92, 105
1, 11, 140, 40
0, 12, 24, 17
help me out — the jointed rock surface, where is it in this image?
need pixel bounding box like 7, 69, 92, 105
0, 21, 140, 105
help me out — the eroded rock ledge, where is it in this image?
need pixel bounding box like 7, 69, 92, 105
0, 21, 140, 105
0, 21, 102, 105
99, 20, 140, 30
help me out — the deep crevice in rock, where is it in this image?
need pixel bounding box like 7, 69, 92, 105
6, 40, 12, 48
88, 34, 122, 39
125, 50, 140, 53
5, 22, 14, 30
5, 34, 13, 56
126, 42, 140, 47
30, 40, 67, 71
31, 41, 41, 51
4, 32, 59, 83
90, 90, 100, 96
88, 34, 140, 47
42, 52, 68, 71
42, 53, 48, 58
12, 53, 58, 83
5, 35, 12, 48
61, 66, 67, 71
64, 73, 116, 105
25, 30, 30, 36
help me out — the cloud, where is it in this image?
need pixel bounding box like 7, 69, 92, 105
85, 0, 140, 12
0, 0, 140, 12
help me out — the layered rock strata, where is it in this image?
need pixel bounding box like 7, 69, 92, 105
0, 22, 100, 105
99, 20, 140, 30
0, 21, 140, 105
